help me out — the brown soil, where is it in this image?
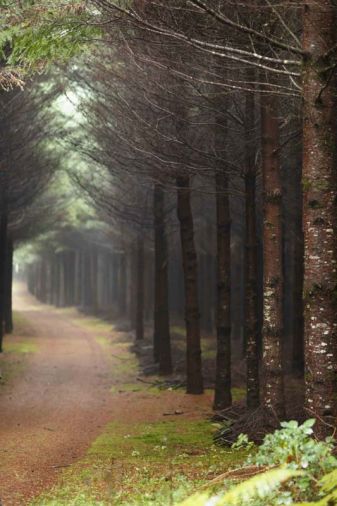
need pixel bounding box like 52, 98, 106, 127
0, 284, 212, 505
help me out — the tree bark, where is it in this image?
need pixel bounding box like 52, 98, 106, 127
4, 236, 13, 334
214, 170, 232, 410
118, 252, 127, 317
153, 183, 172, 374
261, 94, 285, 420
177, 175, 203, 394
302, 1, 337, 437
0, 212, 8, 351
244, 88, 260, 410
135, 233, 145, 341
245, 173, 260, 409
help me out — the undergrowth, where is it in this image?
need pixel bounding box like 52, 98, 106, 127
179, 419, 337, 506
31, 419, 248, 505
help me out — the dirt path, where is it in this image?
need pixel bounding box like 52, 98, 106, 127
0, 284, 211, 506
0, 284, 116, 505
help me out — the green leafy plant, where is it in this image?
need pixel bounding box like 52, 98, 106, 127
295, 469, 337, 505
247, 419, 337, 501
179, 420, 337, 506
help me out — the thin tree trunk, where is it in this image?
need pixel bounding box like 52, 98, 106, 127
292, 229, 304, 374
153, 183, 172, 374
214, 170, 232, 410
244, 88, 260, 410
245, 173, 260, 409
118, 253, 127, 317
261, 94, 285, 420
4, 236, 13, 334
302, 1, 337, 437
136, 233, 145, 341
177, 175, 203, 394
0, 212, 8, 351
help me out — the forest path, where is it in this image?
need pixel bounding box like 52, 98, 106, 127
0, 283, 115, 505
0, 283, 211, 506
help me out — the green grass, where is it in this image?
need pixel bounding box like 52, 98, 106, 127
5, 341, 38, 354
31, 419, 248, 506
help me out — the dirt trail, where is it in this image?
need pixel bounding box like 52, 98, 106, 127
0, 284, 211, 505
0, 284, 115, 505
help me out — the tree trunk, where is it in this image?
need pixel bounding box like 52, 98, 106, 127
4, 236, 13, 334
153, 183, 172, 374
118, 252, 127, 317
245, 173, 260, 409
244, 88, 260, 410
177, 175, 203, 394
214, 170, 232, 410
302, 1, 337, 437
0, 212, 8, 351
136, 234, 145, 341
261, 94, 285, 420
292, 227, 304, 374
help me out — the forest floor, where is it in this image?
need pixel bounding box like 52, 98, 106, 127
0, 284, 247, 506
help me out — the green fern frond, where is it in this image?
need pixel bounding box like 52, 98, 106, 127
178, 467, 301, 506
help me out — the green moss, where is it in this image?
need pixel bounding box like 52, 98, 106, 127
31, 418, 248, 506
171, 326, 186, 337
302, 178, 312, 192
95, 335, 110, 348
71, 315, 112, 334
5, 341, 38, 354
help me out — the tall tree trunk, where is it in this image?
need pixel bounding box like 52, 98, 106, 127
244, 88, 260, 410
118, 252, 127, 317
135, 233, 145, 341
214, 170, 232, 410
0, 212, 8, 351
245, 173, 260, 409
302, 1, 337, 437
293, 228, 304, 374
177, 175, 203, 394
153, 183, 172, 374
4, 237, 13, 334
261, 94, 285, 420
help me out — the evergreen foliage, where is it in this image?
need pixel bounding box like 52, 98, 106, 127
0, 1, 99, 84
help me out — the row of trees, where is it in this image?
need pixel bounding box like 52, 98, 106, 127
2, 1, 337, 438
81, 0, 337, 437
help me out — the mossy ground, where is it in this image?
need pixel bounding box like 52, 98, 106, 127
31, 418, 248, 506
0, 311, 38, 384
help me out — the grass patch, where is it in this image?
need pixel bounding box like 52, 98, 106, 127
95, 335, 110, 348
71, 316, 112, 334
0, 312, 38, 385
31, 419, 248, 506
5, 341, 38, 354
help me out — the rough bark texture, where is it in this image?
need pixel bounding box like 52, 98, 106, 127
213, 170, 232, 410
261, 94, 285, 420
244, 88, 260, 410
153, 184, 172, 374
302, 1, 337, 437
177, 175, 203, 394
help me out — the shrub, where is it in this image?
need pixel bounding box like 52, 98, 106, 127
177, 419, 337, 506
